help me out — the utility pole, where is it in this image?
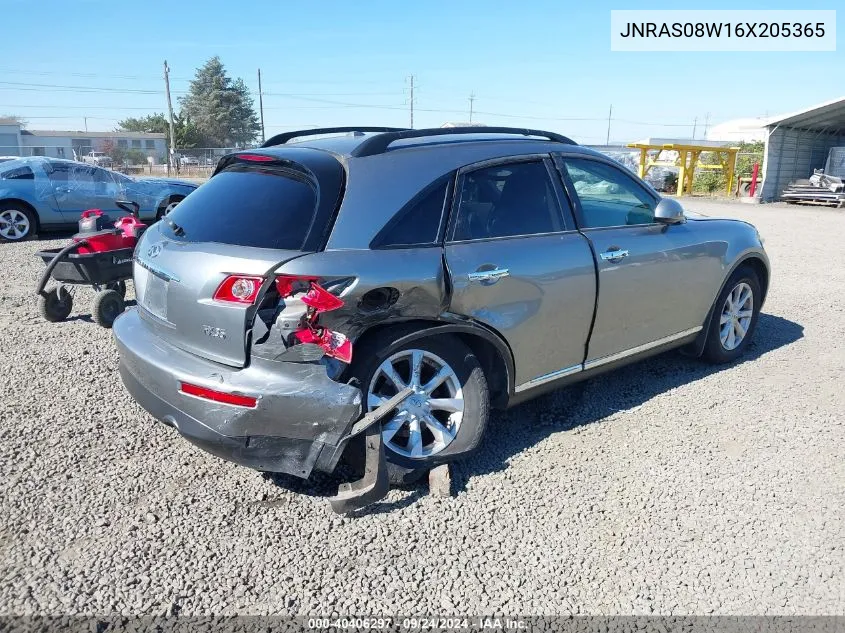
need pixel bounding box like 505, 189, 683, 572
692, 116, 697, 140
84, 117, 88, 133
164, 60, 178, 175
703, 112, 711, 139
408, 74, 415, 128
258, 68, 266, 144
606, 104, 612, 145
469, 93, 476, 123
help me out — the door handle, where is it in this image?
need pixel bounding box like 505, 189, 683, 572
54, 186, 71, 194
599, 248, 629, 262
468, 268, 510, 283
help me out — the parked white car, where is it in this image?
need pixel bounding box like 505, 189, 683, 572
80, 152, 113, 168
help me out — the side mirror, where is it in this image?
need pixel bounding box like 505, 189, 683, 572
654, 198, 685, 225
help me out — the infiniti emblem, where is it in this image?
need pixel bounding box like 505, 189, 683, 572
147, 244, 162, 258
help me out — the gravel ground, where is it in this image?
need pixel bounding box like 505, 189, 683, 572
0, 200, 843, 616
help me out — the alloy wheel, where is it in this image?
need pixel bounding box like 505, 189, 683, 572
367, 349, 464, 459
0, 209, 30, 240
719, 281, 754, 351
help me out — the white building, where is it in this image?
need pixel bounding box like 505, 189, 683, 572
706, 118, 768, 143
0, 121, 166, 162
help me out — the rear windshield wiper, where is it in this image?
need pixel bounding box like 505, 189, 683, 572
164, 217, 186, 237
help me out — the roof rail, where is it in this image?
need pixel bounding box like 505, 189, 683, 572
350, 126, 577, 158
261, 126, 409, 148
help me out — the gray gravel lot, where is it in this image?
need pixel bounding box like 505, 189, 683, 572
0, 201, 843, 616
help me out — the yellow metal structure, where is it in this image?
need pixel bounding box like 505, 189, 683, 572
627, 142, 740, 196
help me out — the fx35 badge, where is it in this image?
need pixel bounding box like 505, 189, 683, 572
202, 325, 227, 340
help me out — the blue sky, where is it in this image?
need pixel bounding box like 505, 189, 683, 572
0, 0, 841, 144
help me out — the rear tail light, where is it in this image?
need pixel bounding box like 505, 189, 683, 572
214, 272, 354, 363
274, 274, 318, 298
213, 275, 264, 304
180, 382, 258, 408
275, 274, 353, 363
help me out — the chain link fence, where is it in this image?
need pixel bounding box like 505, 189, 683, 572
113, 148, 244, 179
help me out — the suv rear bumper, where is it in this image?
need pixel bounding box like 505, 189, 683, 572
113, 309, 362, 478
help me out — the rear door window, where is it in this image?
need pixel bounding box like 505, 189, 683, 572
451, 160, 564, 241
162, 166, 317, 250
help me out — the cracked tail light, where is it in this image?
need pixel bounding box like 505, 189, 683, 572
275, 275, 352, 363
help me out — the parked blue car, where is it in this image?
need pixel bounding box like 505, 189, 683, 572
0, 157, 198, 242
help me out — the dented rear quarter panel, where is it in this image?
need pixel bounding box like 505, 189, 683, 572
274, 247, 448, 343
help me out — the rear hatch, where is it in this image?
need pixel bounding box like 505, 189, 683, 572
132, 150, 345, 367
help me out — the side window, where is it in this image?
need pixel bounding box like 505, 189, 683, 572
1, 166, 34, 180
451, 160, 563, 241
92, 167, 120, 195
371, 177, 448, 248
46, 162, 70, 184
561, 157, 656, 228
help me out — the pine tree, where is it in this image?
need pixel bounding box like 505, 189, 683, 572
178, 57, 261, 147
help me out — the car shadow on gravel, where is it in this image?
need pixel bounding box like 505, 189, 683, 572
265, 313, 802, 514
451, 313, 803, 493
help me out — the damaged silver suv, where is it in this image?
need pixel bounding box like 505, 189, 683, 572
113, 126, 769, 510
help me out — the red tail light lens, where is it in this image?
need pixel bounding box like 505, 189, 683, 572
213, 275, 264, 304
274, 274, 319, 298
180, 382, 258, 408
301, 283, 344, 312
295, 327, 353, 363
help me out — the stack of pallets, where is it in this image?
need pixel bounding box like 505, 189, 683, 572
781, 171, 845, 208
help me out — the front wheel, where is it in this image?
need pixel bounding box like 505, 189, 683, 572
351, 334, 489, 485
92, 289, 125, 329
0, 203, 36, 242
701, 266, 762, 363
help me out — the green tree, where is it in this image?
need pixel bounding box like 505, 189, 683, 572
178, 57, 260, 147
117, 112, 205, 149
118, 113, 169, 135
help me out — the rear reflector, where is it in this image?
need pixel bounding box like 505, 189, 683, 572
180, 382, 258, 408
213, 275, 264, 304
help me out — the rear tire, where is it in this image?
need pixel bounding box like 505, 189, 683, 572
156, 196, 184, 220
701, 266, 761, 364
92, 289, 124, 329
350, 333, 489, 485
38, 288, 73, 322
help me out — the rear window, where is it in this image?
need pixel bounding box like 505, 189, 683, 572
1, 165, 34, 180
162, 166, 317, 249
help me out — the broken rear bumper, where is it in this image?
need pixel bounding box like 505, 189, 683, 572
113, 309, 362, 478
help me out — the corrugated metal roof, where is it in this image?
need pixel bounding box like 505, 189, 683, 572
765, 96, 845, 132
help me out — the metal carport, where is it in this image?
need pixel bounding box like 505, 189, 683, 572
761, 97, 845, 201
